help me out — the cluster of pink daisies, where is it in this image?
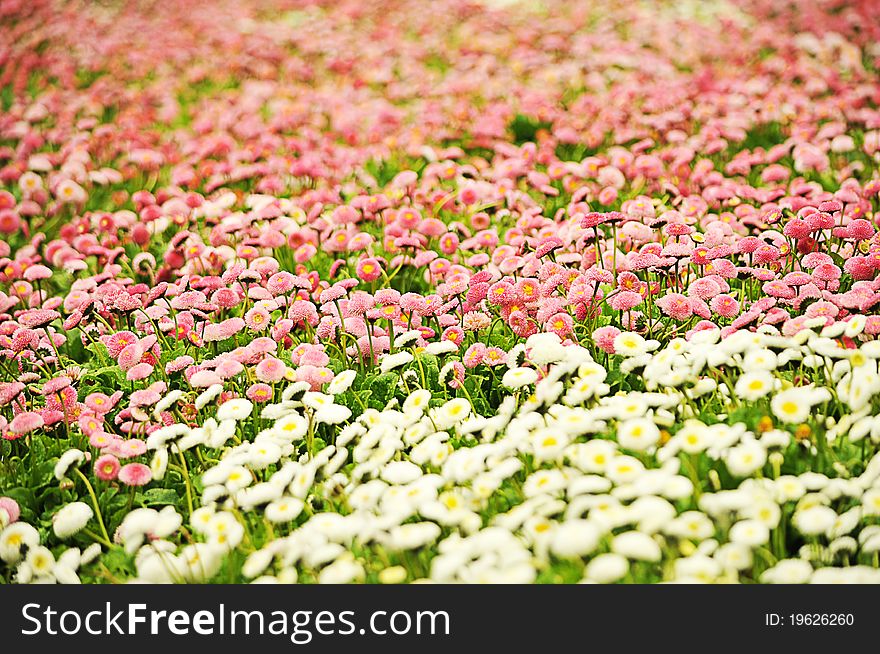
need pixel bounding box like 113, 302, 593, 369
0, 0, 878, 497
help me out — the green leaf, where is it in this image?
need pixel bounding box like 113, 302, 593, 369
3, 487, 38, 522
97, 547, 136, 576
85, 341, 113, 367
509, 113, 552, 145
417, 352, 441, 388
366, 372, 398, 408
140, 488, 180, 506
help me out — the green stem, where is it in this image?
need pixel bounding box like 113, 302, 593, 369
175, 448, 196, 517
74, 468, 111, 546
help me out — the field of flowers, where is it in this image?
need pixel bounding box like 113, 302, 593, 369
1, 0, 880, 584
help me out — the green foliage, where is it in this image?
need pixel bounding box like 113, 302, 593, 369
508, 114, 552, 145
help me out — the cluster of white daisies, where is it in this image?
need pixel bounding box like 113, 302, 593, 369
5, 324, 880, 583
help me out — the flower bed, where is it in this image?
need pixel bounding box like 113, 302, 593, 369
1, 0, 880, 583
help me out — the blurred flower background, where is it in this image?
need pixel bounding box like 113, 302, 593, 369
0, 0, 880, 583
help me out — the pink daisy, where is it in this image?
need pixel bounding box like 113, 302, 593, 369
656, 293, 693, 321
78, 414, 104, 436
710, 294, 740, 318
463, 311, 491, 332
592, 326, 621, 353
463, 343, 487, 368
0, 497, 20, 524
126, 363, 154, 381
118, 463, 152, 487
608, 291, 643, 312
165, 355, 195, 374
267, 271, 296, 296
246, 383, 273, 403
255, 357, 287, 383
42, 376, 72, 395
442, 326, 465, 346
89, 432, 115, 449
545, 312, 574, 338
94, 454, 121, 481
687, 278, 722, 300
211, 288, 241, 309
115, 439, 148, 459
245, 306, 271, 331
189, 369, 224, 387
117, 342, 144, 371
356, 258, 383, 283
10, 411, 43, 434
487, 281, 515, 306
482, 347, 508, 366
